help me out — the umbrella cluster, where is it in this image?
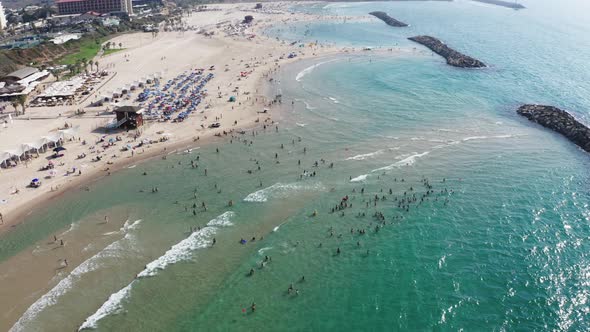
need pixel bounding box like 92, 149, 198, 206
136, 70, 215, 122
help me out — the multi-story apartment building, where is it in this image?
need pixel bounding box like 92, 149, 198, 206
56, 0, 133, 16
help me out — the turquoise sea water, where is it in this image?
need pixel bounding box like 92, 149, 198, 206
2, 0, 590, 331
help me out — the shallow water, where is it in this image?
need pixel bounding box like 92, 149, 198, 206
2, 0, 590, 331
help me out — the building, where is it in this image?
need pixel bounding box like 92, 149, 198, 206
56, 0, 133, 16
0, 2, 7, 31
1, 67, 40, 85
132, 0, 162, 6
114, 106, 144, 129
0, 67, 50, 99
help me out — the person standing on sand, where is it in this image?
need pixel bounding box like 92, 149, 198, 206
0, 212, 3, 225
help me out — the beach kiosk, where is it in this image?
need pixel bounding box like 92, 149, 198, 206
114, 106, 144, 129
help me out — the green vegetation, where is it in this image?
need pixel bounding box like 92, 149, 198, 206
0, 12, 166, 77
59, 37, 107, 65
103, 48, 126, 56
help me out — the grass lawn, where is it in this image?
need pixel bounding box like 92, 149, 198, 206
59, 37, 107, 65
103, 48, 125, 56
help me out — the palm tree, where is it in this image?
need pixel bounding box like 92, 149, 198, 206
51, 69, 60, 81
66, 63, 76, 75
12, 102, 19, 115
81, 57, 88, 75
95, 61, 100, 72
16, 94, 27, 115
119, 42, 123, 49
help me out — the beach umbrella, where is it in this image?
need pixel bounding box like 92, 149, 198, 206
31, 178, 39, 183
53, 146, 66, 152
48, 170, 57, 177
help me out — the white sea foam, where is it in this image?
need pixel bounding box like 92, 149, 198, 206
437, 128, 459, 133
461, 134, 522, 142
461, 136, 488, 142
137, 227, 216, 278
122, 219, 142, 231
295, 59, 338, 82
296, 123, 307, 127
78, 283, 133, 331
371, 151, 430, 172
243, 182, 324, 203
206, 211, 235, 227
350, 174, 369, 182
127, 165, 137, 169
78, 213, 229, 330
346, 150, 383, 161
273, 221, 286, 232
11, 220, 142, 332
303, 100, 316, 110
328, 97, 339, 104
179, 147, 199, 155
258, 247, 273, 255
59, 222, 79, 237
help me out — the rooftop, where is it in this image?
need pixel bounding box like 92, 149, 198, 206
114, 106, 143, 114
56, 0, 88, 4
3, 67, 39, 80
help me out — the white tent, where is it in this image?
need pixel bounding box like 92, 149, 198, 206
42, 132, 64, 144
0, 151, 13, 165
4, 147, 24, 161
59, 125, 80, 138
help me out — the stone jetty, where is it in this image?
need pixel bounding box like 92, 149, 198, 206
517, 104, 590, 153
369, 11, 408, 27
408, 35, 486, 68
472, 0, 525, 10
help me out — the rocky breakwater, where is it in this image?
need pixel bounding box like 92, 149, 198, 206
517, 104, 590, 153
408, 35, 486, 68
369, 11, 408, 27
472, 0, 525, 10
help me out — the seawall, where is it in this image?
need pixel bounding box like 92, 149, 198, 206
369, 11, 408, 27
408, 35, 486, 68
517, 104, 590, 153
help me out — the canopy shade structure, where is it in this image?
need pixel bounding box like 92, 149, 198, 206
59, 125, 80, 137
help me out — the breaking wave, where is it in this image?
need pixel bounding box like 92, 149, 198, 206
295, 59, 338, 82
371, 151, 431, 172
244, 182, 324, 203
11, 220, 142, 332
78, 213, 231, 330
